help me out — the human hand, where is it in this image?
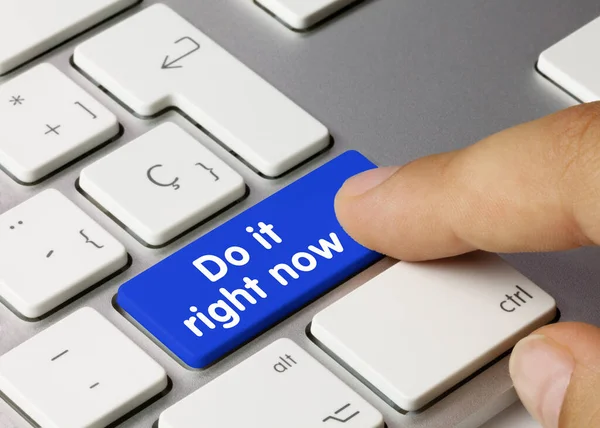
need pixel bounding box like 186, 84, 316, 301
335, 102, 600, 428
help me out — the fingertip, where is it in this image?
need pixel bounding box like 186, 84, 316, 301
510, 334, 574, 428
334, 166, 401, 255
510, 323, 600, 428
337, 166, 401, 198
334, 153, 475, 261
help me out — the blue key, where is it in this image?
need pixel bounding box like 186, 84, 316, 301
117, 151, 382, 369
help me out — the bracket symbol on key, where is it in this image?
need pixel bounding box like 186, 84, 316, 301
161, 37, 200, 70
80, 229, 104, 249
74, 101, 97, 119
196, 162, 219, 181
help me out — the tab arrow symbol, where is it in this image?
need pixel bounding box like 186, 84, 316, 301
161, 56, 182, 69
161, 36, 200, 70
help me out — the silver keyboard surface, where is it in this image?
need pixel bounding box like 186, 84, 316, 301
2, 1, 600, 427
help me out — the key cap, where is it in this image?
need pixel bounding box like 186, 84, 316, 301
0, 308, 168, 428
257, 0, 360, 30
0, 0, 138, 75
538, 16, 600, 102
311, 253, 557, 411
0, 190, 127, 318
117, 151, 382, 368
159, 338, 384, 428
74, 4, 330, 177
80, 122, 246, 246
0, 64, 119, 183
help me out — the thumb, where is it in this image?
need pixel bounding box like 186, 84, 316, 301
510, 323, 600, 428
335, 102, 600, 260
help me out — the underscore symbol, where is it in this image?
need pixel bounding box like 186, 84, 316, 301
79, 229, 104, 249
322, 403, 360, 423
161, 36, 200, 69
75, 102, 97, 119
147, 164, 180, 190
196, 162, 219, 181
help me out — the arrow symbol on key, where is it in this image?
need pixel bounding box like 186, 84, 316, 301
161, 36, 200, 69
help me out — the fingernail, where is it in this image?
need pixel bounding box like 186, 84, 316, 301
340, 166, 400, 197
510, 334, 575, 428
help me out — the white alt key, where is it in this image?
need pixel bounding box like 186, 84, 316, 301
0, 308, 168, 428
0, 190, 127, 318
159, 339, 384, 428
257, 0, 360, 30
311, 253, 557, 412
74, 4, 330, 177
538, 16, 600, 102
0, 64, 119, 183
80, 122, 246, 246
0, 0, 138, 75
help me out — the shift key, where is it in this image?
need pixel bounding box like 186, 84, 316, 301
117, 151, 382, 369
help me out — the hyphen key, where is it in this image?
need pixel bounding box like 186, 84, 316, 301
117, 151, 382, 369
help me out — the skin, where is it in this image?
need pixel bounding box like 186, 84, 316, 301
334, 101, 600, 428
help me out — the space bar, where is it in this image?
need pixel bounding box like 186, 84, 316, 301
116, 151, 383, 369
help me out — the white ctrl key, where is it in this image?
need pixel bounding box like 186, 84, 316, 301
312, 253, 557, 412
159, 339, 384, 428
0, 308, 168, 428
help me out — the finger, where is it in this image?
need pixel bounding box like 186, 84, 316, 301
335, 102, 600, 261
510, 323, 600, 428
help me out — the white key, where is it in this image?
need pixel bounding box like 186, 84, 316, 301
0, 0, 138, 75
311, 253, 557, 412
159, 338, 384, 428
74, 4, 330, 177
0, 64, 119, 183
80, 122, 246, 246
538, 16, 600, 102
257, 0, 359, 30
0, 308, 168, 428
0, 190, 127, 318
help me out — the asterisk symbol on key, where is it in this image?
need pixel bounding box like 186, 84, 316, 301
9, 95, 24, 106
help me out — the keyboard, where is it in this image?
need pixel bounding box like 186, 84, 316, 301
1, 1, 599, 427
